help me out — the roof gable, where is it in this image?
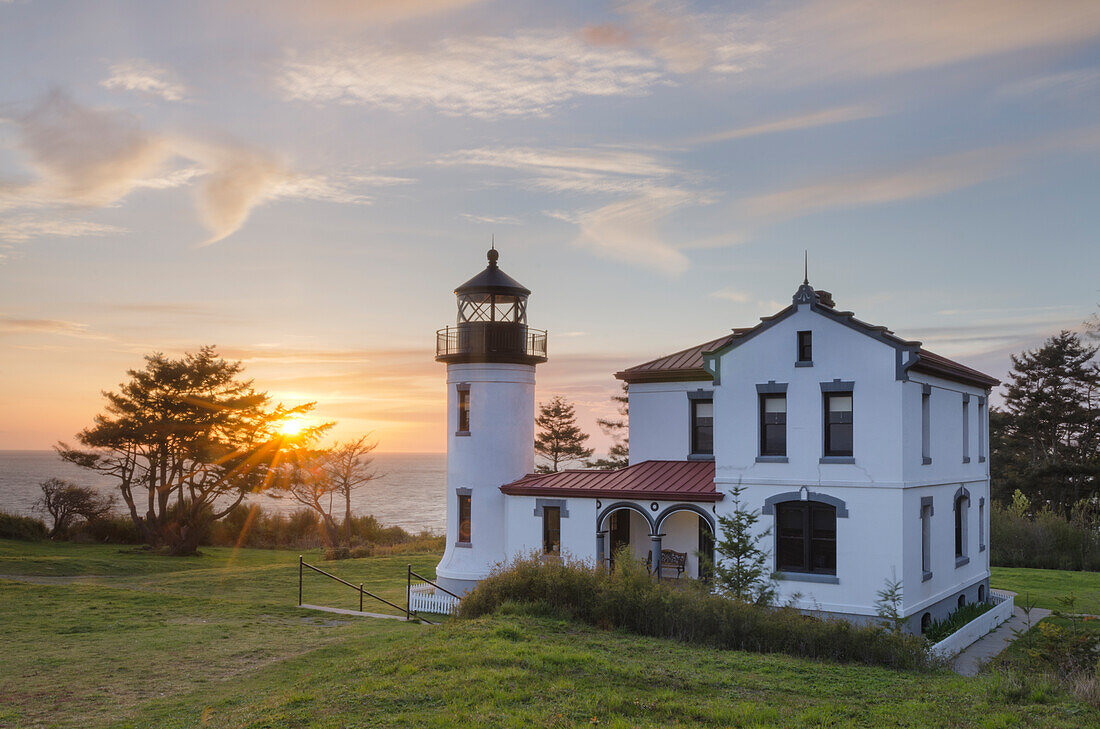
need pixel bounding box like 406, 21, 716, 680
617, 283, 999, 390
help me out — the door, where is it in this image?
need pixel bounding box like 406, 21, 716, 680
608, 510, 630, 566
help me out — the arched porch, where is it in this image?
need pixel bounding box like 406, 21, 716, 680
596, 501, 716, 580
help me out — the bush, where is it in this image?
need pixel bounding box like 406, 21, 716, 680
0, 512, 48, 541
207, 504, 445, 555
923, 601, 994, 643
459, 552, 935, 671
71, 516, 143, 544
991, 501, 1100, 571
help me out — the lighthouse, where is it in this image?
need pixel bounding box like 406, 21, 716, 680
433, 247, 548, 594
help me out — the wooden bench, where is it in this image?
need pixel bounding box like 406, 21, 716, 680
646, 549, 688, 579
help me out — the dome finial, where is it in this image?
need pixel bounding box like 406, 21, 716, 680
803, 249, 809, 286
487, 236, 499, 268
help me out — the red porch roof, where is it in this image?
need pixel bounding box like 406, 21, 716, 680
500, 460, 721, 502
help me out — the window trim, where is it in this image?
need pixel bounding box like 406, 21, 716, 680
978, 496, 986, 552
821, 381, 854, 459
686, 389, 714, 459
542, 505, 562, 556
977, 396, 987, 463
921, 384, 932, 465
962, 394, 971, 464
796, 330, 813, 366
456, 488, 472, 547
773, 500, 838, 577
455, 383, 471, 436
920, 496, 934, 582
954, 486, 970, 566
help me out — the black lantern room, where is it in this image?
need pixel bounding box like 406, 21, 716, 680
436, 248, 548, 365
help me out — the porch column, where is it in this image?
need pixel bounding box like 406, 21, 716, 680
650, 533, 664, 580
596, 531, 607, 571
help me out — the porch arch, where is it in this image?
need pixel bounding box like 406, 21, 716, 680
655, 503, 715, 533
596, 501, 656, 533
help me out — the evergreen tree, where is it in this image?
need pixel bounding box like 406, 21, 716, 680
587, 383, 629, 470
991, 331, 1100, 513
57, 346, 329, 554
534, 395, 594, 473
712, 486, 776, 605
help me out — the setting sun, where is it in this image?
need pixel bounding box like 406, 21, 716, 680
278, 417, 307, 437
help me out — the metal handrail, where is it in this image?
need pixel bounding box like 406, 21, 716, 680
407, 564, 462, 601
435, 324, 548, 359
298, 554, 432, 623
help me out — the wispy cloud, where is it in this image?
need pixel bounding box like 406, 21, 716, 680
0, 317, 91, 337
101, 59, 189, 102
440, 146, 678, 194
684, 104, 882, 145
460, 213, 520, 225
0, 215, 125, 243
573, 187, 703, 275
708, 287, 750, 302
742, 127, 1100, 221
999, 67, 1100, 100
251, 0, 488, 27
1, 91, 383, 245
765, 0, 1100, 82
279, 32, 665, 118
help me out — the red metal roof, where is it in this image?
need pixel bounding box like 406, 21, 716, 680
614, 332, 748, 383
500, 460, 721, 502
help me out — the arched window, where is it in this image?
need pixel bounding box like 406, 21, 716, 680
775, 501, 836, 575
958, 593, 966, 609
954, 492, 969, 559
977, 584, 986, 602
921, 612, 932, 633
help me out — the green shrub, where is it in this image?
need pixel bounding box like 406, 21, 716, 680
0, 512, 48, 541
459, 553, 935, 671
71, 516, 143, 544
991, 502, 1100, 571
923, 601, 994, 643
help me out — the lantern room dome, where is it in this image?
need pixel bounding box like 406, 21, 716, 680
436, 247, 547, 366
454, 248, 531, 297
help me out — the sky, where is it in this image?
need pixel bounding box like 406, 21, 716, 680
1, 0, 1099, 453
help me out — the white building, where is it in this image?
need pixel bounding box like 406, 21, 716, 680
434, 251, 998, 634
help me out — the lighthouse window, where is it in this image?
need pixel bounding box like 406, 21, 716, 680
542, 506, 561, 556
457, 387, 470, 434
457, 494, 471, 544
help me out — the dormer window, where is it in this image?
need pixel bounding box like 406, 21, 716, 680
797, 331, 813, 365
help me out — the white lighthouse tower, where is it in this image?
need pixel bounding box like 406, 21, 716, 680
433, 247, 548, 595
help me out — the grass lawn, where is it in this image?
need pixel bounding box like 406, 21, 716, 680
2, 539, 1098, 728
991, 567, 1100, 615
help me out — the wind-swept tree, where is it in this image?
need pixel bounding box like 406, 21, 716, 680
534, 395, 594, 473
587, 383, 629, 470
991, 331, 1100, 512
323, 435, 378, 546
34, 478, 114, 538
57, 346, 328, 555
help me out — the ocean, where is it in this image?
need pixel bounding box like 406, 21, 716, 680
0, 450, 447, 535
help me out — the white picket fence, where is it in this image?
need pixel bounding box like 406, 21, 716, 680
930, 589, 1016, 658
408, 583, 460, 616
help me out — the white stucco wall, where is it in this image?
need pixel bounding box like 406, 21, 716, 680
627, 380, 709, 463
621, 298, 995, 619
437, 362, 536, 590
710, 305, 904, 485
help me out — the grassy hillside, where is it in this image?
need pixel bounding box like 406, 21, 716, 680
2, 540, 1097, 728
